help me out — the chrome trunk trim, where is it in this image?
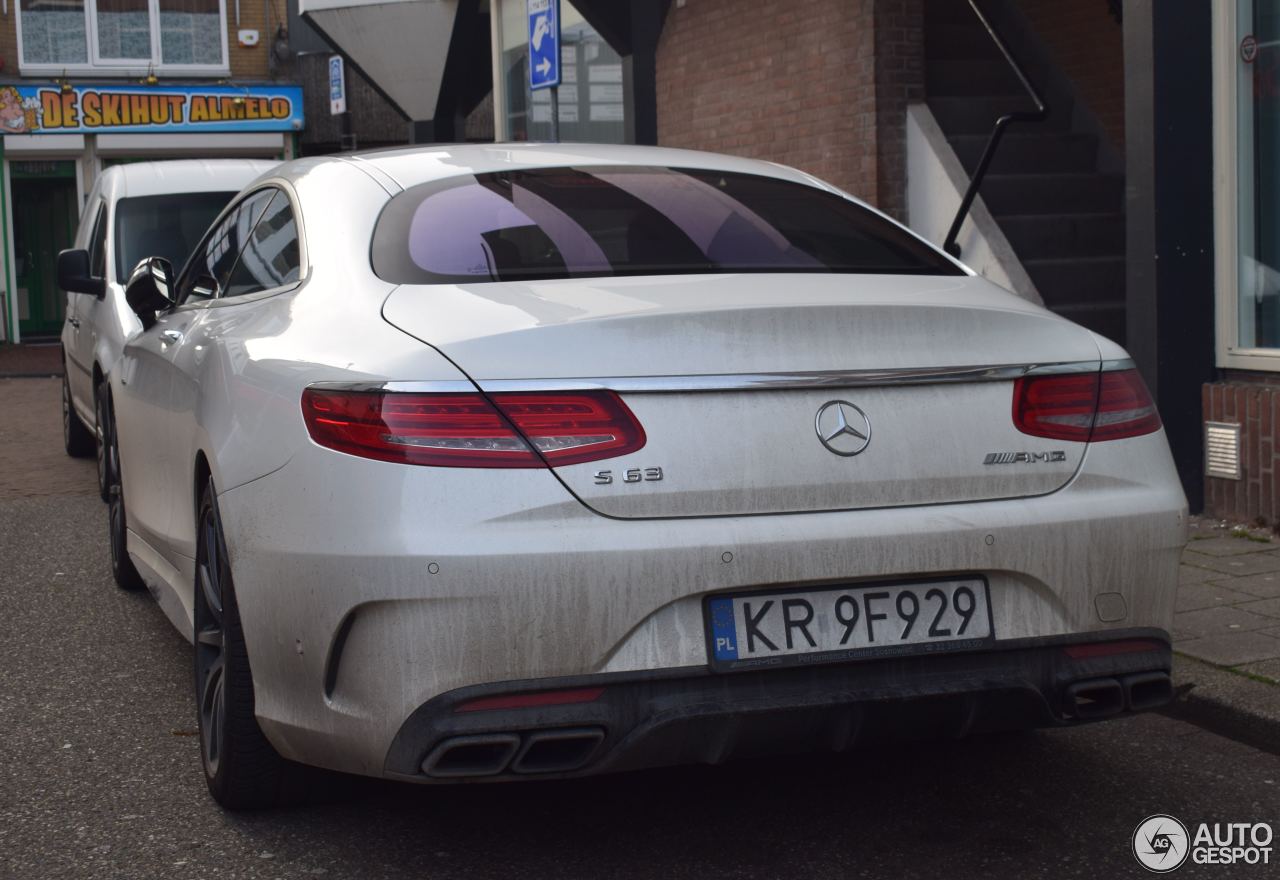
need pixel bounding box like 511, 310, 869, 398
307, 360, 1133, 395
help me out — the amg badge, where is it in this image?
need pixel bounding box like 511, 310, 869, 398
984, 451, 1068, 465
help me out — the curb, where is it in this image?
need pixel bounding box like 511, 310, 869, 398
1162, 653, 1280, 756
0, 372, 62, 379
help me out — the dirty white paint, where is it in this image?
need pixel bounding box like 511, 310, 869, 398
109, 143, 1186, 780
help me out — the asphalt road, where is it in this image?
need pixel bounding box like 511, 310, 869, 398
3, 493, 1279, 880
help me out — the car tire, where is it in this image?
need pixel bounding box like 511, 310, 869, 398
194, 479, 298, 810
62, 370, 94, 458
94, 383, 113, 502
108, 487, 146, 593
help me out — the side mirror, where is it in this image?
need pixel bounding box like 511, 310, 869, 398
124, 257, 176, 329
57, 248, 104, 298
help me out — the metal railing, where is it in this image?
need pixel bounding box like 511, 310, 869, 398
942, 0, 1049, 258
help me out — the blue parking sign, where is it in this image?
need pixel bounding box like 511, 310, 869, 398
527, 0, 560, 90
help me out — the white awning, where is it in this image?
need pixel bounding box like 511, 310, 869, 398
299, 0, 459, 121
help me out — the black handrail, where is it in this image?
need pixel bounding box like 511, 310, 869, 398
941, 0, 1049, 258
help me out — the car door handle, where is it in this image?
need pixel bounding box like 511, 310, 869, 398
160, 329, 183, 345
67, 317, 80, 328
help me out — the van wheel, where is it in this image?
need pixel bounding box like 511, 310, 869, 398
62, 371, 94, 458
94, 383, 114, 502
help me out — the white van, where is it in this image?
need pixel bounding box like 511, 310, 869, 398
58, 159, 277, 502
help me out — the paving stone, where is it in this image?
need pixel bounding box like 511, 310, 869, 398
1182, 535, 1276, 556
1238, 597, 1280, 619
1222, 571, 1280, 599
1173, 605, 1278, 637
1179, 550, 1280, 577
1175, 631, 1280, 666
1177, 564, 1219, 585
1176, 582, 1258, 613
1237, 658, 1280, 683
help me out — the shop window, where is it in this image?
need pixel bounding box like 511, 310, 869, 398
1236, 0, 1280, 351
17, 0, 228, 73
495, 0, 631, 143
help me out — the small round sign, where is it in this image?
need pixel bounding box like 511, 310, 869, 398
1242, 33, 1259, 63
1132, 814, 1190, 873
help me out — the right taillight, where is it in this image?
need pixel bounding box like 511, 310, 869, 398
1013, 368, 1161, 442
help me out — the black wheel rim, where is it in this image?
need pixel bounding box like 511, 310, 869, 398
61, 376, 71, 445
109, 491, 126, 576
95, 393, 108, 492
195, 500, 227, 778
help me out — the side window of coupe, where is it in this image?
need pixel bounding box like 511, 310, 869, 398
221, 191, 302, 298
177, 189, 275, 304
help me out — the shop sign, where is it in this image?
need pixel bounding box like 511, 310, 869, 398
0, 84, 305, 136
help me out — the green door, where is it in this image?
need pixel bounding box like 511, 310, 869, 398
12, 161, 77, 338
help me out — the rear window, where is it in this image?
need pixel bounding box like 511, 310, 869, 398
371, 166, 962, 284
114, 192, 237, 284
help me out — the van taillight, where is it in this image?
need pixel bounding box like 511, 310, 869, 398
1013, 369, 1160, 442
301, 389, 645, 467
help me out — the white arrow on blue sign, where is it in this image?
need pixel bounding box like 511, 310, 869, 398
527, 0, 560, 90
328, 55, 346, 116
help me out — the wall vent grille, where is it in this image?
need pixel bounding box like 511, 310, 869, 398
1205, 421, 1242, 480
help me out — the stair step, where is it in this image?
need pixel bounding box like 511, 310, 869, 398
981, 173, 1124, 215
949, 132, 1098, 174
925, 23, 1006, 59
1024, 256, 1125, 307
927, 59, 1025, 97
1048, 302, 1127, 344
928, 96, 1069, 135
1001, 212, 1124, 260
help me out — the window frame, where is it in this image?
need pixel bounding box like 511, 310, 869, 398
16, 0, 231, 78
173, 182, 307, 309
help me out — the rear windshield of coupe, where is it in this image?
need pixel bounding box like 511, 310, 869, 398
114, 192, 237, 284
371, 166, 962, 283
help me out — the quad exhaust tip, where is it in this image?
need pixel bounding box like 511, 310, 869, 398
421, 727, 606, 779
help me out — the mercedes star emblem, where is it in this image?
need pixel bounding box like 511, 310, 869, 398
815, 400, 872, 456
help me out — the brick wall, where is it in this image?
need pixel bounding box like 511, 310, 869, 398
1017, 0, 1125, 148
1203, 382, 1280, 524
655, 0, 924, 219
874, 0, 923, 220
0, 9, 275, 80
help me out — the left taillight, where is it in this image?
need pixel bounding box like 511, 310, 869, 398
301, 388, 646, 468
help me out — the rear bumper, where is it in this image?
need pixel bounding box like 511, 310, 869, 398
216, 429, 1186, 778
385, 630, 1173, 782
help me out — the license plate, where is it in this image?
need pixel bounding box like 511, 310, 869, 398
705, 577, 994, 670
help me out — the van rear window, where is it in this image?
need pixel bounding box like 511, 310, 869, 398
114, 191, 236, 284
370, 166, 962, 284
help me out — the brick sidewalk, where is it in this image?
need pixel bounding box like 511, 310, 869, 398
0, 343, 63, 377
0, 377, 96, 499
1177, 520, 1280, 682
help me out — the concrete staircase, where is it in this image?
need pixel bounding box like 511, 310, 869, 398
924, 1, 1126, 343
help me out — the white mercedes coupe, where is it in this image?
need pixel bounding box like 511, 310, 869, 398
109, 143, 1187, 809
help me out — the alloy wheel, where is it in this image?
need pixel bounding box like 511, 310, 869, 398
195, 498, 228, 779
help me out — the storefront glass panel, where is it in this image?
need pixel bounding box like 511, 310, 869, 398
18, 0, 90, 65
96, 0, 153, 61
497, 0, 630, 143
160, 0, 223, 65
1238, 0, 1280, 348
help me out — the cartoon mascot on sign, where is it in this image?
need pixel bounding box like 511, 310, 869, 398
0, 87, 32, 133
